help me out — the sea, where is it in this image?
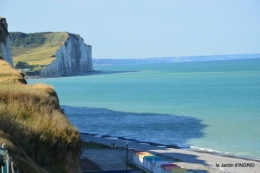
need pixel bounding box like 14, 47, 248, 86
27, 58, 260, 160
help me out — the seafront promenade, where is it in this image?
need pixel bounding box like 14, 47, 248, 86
81, 133, 260, 173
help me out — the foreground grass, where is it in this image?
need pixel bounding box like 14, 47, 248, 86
0, 60, 82, 173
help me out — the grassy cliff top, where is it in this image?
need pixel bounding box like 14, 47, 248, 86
10, 32, 69, 72
0, 60, 82, 173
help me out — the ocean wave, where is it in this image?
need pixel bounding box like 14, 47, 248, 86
189, 146, 260, 161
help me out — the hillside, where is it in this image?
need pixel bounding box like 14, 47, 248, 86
10, 32, 69, 73
0, 59, 82, 173
10, 32, 93, 77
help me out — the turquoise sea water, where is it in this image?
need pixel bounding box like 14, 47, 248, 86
28, 59, 260, 159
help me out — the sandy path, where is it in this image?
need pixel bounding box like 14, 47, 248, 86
81, 133, 260, 173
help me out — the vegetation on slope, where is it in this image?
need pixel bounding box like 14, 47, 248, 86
0, 60, 82, 173
10, 32, 69, 73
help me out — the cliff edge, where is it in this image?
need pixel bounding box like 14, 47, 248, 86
0, 60, 82, 173
10, 32, 93, 77
0, 17, 13, 66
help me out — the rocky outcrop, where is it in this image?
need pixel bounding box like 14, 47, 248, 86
0, 17, 13, 67
40, 33, 93, 77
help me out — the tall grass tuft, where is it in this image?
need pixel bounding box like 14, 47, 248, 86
0, 60, 82, 173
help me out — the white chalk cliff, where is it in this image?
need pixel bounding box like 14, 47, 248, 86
40, 33, 93, 77
0, 17, 13, 67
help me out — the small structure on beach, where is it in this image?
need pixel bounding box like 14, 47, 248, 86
131, 151, 193, 173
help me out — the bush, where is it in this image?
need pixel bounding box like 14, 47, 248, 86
15, 61, 30, 69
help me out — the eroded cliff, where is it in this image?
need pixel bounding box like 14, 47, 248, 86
40, 33, 93, 77
0, 17, 13, 66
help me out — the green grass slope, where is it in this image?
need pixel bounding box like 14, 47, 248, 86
10, 32, 69, 72
0, 59, 82, 173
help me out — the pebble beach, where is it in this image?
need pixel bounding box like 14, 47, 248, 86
81, 133, 260, 173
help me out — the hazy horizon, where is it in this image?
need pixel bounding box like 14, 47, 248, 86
1, 0, 260, 59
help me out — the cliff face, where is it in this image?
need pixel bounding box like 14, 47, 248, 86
40, 33, 93, 77
0, 17, 13, 67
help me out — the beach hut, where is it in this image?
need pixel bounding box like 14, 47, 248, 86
133, 151, 150, 163
143, 156, 162, 170
161, 164, 180, 173
132, 151, 153, 168
149, 160, 169, 173
133, 151, 153, 165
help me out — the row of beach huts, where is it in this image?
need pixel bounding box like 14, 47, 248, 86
131, 151, 193, 173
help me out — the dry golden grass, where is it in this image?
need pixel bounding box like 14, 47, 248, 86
0, 60, 27, 85
0, 60, 82, 173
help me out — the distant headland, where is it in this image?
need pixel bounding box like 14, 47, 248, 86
10, 32, 93, 77
93, 53, 260, 65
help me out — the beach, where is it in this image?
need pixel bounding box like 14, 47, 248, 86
81, 133, 260, 173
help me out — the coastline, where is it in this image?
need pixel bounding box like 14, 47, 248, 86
81, 132, 260, 161
24, 70, 138, 80
81, 132, 260, 173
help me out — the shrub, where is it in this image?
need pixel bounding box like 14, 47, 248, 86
15, 61, 30, 69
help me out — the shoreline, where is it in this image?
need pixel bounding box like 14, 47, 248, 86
81, 132, 260, 173
81, 132, 260, 162
25, 70, 138, 80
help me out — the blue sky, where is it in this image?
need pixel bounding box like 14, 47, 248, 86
1, 0, 260, 59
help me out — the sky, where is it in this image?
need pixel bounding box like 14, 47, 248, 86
1, 0, 260, 59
